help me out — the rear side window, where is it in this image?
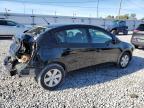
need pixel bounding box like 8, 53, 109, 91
137, 24, 144, 31
7, 21, 17, 26
89, 29, 112, 44
119, 21, 126, 26
0, 20, 7, 25
55, 28, 88, 43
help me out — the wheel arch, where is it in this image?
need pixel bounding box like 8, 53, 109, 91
37, 61, 66, 90
46, 61, 67, 72
117, 50, 132, 65
110, 28, 117, 32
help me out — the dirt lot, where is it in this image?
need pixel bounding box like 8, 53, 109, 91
0, 34, 144, 108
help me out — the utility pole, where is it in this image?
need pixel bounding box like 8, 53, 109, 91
23, 3, 26, 15
72, 12, 76, 23
32, 9, 33, 15
73, 12, 76, 17
5, 8, 10, 19
54, 11, 58, 23
54, 11, 57, 16
5, 8, 8, 19
97, 0, 99, 18
31, 9, 35, 27
118, 0, 123, 19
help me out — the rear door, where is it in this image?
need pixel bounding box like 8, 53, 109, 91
88, 27, 121, 65
54, 27, 93, 71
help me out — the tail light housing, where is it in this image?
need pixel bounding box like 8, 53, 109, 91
132, 37, 138, 42
133, 29, 139, 33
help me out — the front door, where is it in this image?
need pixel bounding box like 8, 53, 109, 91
88, 27, 121, 65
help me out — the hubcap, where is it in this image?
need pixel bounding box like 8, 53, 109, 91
44, 69, 62, 87
120, 54, 129, 67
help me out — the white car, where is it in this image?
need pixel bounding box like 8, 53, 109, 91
0, 19, 30, 37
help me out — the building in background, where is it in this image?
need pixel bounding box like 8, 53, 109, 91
0, 12, 143, 30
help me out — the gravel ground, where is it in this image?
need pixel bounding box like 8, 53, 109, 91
0, 34, 144, 108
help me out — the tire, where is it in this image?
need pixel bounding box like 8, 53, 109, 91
37, 64, 65, 90
134, 45, 139, 49
111, 30, 118, 35
118, 52, 131, 68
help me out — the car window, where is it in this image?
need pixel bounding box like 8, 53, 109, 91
0, 20, 7, 25
55, 28, 88, 43
7, 21, 17, 26
119, 21, 126, 26
89, 29, 112, 44
137, 24, 144, 31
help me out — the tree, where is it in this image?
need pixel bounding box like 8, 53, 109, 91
141, 17, 144, 20
129, 13, 137, 19
105, 13, 137, 20
116, 14, 129, 20
106, 15, 115, 19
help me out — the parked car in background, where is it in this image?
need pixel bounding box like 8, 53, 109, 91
0, 19, 30, 37
106, 20, 128, 35
4, 24, 134, 90
131, 24, 144, 48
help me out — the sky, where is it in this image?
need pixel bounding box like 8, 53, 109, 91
0, 0, 144, 19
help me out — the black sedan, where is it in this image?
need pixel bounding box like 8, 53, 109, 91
4, 24, 134, 90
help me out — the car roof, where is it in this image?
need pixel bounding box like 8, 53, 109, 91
139, 24, 144, 26
47, 24, 101, 30
0, 19, 16, 22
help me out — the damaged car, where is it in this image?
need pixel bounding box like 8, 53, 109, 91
4, 24, 134, 90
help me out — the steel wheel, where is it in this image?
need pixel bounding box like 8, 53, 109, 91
37, 64, 65, 90
120, 55, 129, 67
44, 69, 62, 87
111, 30, 118, 35
119, 52, 131, 68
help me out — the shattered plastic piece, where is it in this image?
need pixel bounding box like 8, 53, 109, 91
18, 54, 31, 63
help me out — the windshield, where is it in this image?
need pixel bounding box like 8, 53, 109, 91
137, 24, 144, 31
112, 21, 118, 26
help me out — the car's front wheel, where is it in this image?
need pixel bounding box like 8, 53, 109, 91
118, 52, 131, 68
37, 64, 65, 90
111, 30, 118, 35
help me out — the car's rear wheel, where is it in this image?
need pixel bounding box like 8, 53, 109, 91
134, 45, 139, 48
118, 52, 131, 68
37, 64, 65, 90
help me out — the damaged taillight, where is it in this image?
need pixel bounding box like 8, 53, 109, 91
18, 54, 31, 63
15, 34, 35, 63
